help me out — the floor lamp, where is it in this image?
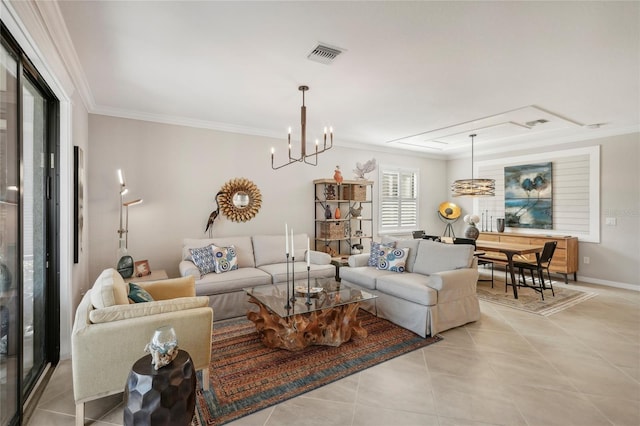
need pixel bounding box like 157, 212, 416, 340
123, 198, 143, 249
116, 169, 143, 277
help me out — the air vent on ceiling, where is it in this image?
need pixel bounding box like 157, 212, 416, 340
525, 119, 549, 127
307, 44, 343, 65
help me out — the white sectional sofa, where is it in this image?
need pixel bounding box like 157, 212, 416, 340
339, 237, 480, 337
179, 234, 335, 319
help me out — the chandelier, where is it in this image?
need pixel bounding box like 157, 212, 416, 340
451, 134, 495, 197
271, 85, 333, 170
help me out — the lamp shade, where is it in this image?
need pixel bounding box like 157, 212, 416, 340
451, 134, 495, 197
451, 178, 495, 197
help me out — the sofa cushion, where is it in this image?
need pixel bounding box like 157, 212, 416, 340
89, 296, 209, 324
183, 237, 255, 268
189, 245, 217, 275
211, 245, 239, 273
339, 266, 395, 290
90, 268, 130, 309
376, 247, 410, 272
137, 276, 196, 300
259, 262, 335, 283
376, 273, 438, 306
195, 267, 271, 295
128, 283, 154, 303
413, 240, 474, 275
381, 237, 420, 272
252, 234, 309, 267
368, 241, 396, 266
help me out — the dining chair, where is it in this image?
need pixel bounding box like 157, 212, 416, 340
453, 238, 494, 287
513, 241, 557, 299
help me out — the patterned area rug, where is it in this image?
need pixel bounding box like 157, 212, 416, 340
192, 310, 441, 425
476, 277, 597, 316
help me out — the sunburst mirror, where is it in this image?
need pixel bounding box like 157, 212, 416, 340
218, 177, 262, 222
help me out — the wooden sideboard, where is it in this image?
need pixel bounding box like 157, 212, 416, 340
477, 232, 578, 283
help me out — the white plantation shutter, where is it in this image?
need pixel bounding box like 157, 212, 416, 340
379, 168, 418, 232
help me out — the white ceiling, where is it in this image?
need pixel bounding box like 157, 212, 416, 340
54, 1, 640, 159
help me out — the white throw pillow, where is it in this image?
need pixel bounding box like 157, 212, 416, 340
90, 268, 129, 309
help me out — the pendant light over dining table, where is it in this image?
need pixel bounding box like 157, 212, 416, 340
271, 85, 333, 170
451, 134, 495, 197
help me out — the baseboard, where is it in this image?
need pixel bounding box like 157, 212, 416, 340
577, 276, 640, 291
487, 265, 640, 291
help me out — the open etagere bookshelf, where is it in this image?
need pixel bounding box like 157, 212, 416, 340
313, 179, 374, 258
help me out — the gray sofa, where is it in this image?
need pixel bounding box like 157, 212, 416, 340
179, 234, 335, 319
339, 237, 480, 337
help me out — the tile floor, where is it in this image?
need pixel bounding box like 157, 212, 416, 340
28, 279, 639, 426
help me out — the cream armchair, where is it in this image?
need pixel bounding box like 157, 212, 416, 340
72, 268, 213, 426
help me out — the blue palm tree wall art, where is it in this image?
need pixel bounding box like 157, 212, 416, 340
504, 162, 553, 229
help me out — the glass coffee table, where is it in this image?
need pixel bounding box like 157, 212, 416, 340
244, 278, 376, 351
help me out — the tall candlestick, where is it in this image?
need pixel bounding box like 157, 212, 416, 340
285, 223, 289, 255
306, 237, 310, 267
291, 229, 294, 254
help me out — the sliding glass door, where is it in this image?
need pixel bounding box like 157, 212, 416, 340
0, 38, 20, 426
21, 73, 49, 396
1, 27, 59, 425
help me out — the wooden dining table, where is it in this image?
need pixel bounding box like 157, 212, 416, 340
474, 240, 545, 299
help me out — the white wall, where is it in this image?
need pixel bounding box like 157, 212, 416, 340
87, 114, 448, 280
448, 132, 640, 289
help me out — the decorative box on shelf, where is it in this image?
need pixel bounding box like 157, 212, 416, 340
319, 221, 346, 239
342, 184, 367, 201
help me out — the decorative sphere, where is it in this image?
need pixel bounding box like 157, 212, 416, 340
464, 224, 480, 240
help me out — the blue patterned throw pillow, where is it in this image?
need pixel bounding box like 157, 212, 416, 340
128, 283, 154, 303
368, 241, 396, 267
190, 245, 217, 275
211, 245, 239, 274
376, 247, 409, 273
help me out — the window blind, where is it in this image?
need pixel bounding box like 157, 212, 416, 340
379, 169, 418, 232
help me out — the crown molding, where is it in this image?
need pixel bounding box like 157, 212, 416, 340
34, 0, 95, 111
91, 104, 446, 160
91, 104, 287, 139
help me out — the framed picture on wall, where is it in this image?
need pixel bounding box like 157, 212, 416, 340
504, 162, 553, 229
73, 146, 84, 263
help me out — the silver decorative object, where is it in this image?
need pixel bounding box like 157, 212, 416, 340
145, 325, 179, 370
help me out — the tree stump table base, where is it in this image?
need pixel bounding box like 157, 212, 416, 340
247, 297, 367, 351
